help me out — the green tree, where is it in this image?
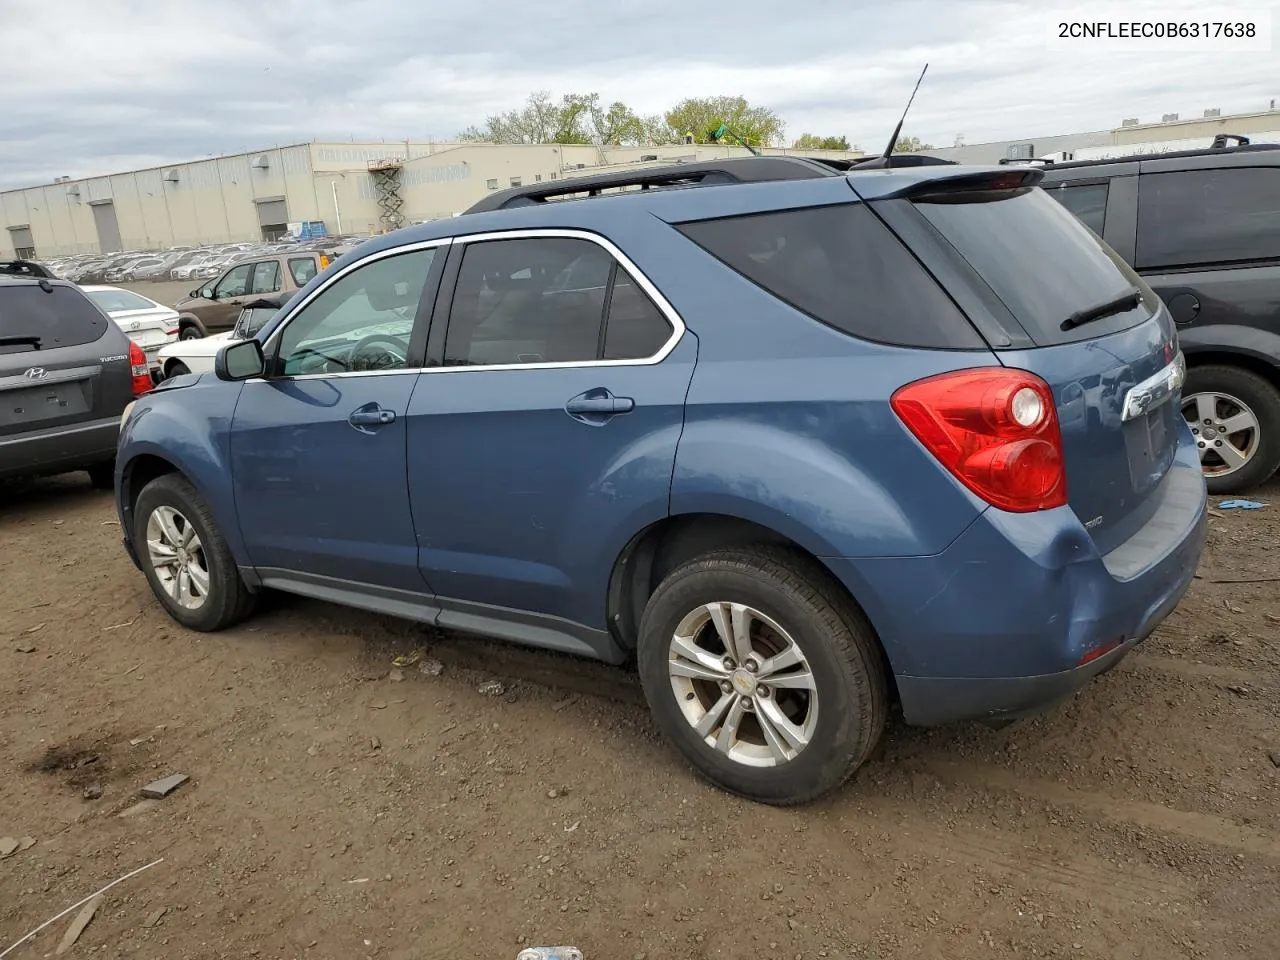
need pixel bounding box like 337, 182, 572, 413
660, 96, 785, 147
459, 91, 648, 146
893, 135, 935, 153
793, 133, 851, 151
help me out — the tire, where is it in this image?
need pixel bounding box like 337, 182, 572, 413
636, 545, 888, 805
1182, 364, 1280, 495
167, 361, 191, 379
133, 473, 255, 631
86, 461, 115, 491
179, 326, 203, 341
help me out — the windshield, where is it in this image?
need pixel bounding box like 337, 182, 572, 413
86, 289, 158, 312
913, 186, 1158, 345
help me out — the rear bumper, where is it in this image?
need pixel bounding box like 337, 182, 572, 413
0, 417, 121, 480
828, 445, 1207, 726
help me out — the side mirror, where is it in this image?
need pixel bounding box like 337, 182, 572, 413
215, 339, 266, 382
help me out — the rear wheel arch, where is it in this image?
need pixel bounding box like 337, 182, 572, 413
606, 513, 897, 697
1182, 347, 1280, 390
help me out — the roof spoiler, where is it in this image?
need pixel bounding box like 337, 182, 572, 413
894, 167, 1046, 200
0, 259, 54, 279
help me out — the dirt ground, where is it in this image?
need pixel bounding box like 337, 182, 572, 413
1, 473, 1278, 960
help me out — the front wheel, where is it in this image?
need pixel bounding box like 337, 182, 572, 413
636, 546, 888, 805
133, 474, 255, 631
1181, 365, 1280, 494
179, 326, 203, 341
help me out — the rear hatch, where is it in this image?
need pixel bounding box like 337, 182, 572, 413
879, 172, 1185, 555
0, 281, 134, 438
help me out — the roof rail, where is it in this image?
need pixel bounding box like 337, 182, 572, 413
462, 155, 840, 214
0, 259, 54, 279
1041, 140, 1280, 172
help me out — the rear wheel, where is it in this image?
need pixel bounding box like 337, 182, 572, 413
133, 474, 255, 631
1181, 365, 1280, 494
166, 361, 191, 379
636, 546, 888, 805
179, 326, 202, 341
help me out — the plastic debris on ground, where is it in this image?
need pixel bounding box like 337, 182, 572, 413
1218, 499, 1267, 510
517, 948, 583, 960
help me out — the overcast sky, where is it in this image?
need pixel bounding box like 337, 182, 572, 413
0, 0, 1275, 189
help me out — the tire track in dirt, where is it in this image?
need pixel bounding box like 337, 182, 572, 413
909, 758, 1280, 860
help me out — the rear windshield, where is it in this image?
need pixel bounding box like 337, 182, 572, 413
0, 284, 108, 354
914, 186, 1156, 346
85, 289, 157, 312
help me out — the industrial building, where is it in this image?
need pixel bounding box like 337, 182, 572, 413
0, 141, 864, 259
924, 106, 1280, 165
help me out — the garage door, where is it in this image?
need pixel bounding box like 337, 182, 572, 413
255, 197, 289, 241
7, 225, 35, 258
90, 202, 123, 253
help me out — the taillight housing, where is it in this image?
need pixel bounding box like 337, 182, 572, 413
891, 367, 1067, 513
128, 341, 153, 397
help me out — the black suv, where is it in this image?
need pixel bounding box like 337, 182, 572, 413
0, 260, 152, 487
1038, 143, 1280, 493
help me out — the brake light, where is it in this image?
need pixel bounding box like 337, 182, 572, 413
128, 341, 153, 397
891, 367, 1067, 513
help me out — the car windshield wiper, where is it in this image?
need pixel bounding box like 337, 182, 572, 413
1060, 287, 1143, 332
0, 335, 42, 348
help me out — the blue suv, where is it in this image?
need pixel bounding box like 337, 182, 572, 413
115, 159, 1206, 804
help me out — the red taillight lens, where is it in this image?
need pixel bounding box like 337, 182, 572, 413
128, 341, 153, 397
891, 367, 1067, 513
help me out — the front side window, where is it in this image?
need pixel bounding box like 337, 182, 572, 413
274, 247, 436, 376
235, 305, 280, 339
1136, 167, 1280, 268
443, 237, 673, 368
215, 263, 252, 298
250, 260, 281, 294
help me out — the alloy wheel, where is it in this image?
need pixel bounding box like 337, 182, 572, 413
668, 602, 818, 768
1182, 391, 1260, 478
145, 505, 211, 610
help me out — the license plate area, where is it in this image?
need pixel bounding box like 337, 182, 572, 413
1, 382, 90, 428
1124, 401, 1177, 494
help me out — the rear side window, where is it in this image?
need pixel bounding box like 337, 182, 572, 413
1046, 181, 1109, 235
0, 284, 108, 355
289, 257, 318, 287
915, 186, 1153, 346
674, 203, 982, 349
1136, 168, 1280, 268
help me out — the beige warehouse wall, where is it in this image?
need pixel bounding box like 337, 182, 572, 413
1112, 109, 1280, 146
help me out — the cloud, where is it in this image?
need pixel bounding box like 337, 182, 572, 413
0, 0, 1274, 188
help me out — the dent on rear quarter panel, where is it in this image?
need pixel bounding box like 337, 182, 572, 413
119, 379, 247, 562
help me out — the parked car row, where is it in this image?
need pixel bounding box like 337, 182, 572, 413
37, 234, 370, 286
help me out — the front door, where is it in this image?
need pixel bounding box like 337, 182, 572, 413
405, 232, 695, 647
230, 242, 445, 594
199, 262, 255, 333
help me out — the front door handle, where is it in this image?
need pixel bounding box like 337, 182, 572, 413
348, 403, 396, 432
565, 390, 635, 423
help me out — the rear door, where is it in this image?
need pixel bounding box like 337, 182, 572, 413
893, 179, 1187, 555
0, 282, 133, 440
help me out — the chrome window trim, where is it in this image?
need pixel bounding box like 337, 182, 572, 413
248, 228, 686, 384
1121, 351, 1186, 422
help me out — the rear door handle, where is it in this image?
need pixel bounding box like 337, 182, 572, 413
348, 403, 396, 432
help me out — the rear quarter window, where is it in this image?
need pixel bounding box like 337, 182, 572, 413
0, 284, 109, 355
1044, 181, 1109, 235
673, 202, 984, 349
1136, 167, 1280, 268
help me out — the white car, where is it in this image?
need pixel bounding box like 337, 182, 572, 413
155, 295, 286, 378
81, 285, 179, 372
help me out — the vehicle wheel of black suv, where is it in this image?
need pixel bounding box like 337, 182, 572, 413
1181, 365, 1280, 495
87, 461, 115, 491
133, 473, 256, 631
636, 545, 888, 805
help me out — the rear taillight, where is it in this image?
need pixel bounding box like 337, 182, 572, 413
891, 367, 1067, 513
128, 341, 153, 397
